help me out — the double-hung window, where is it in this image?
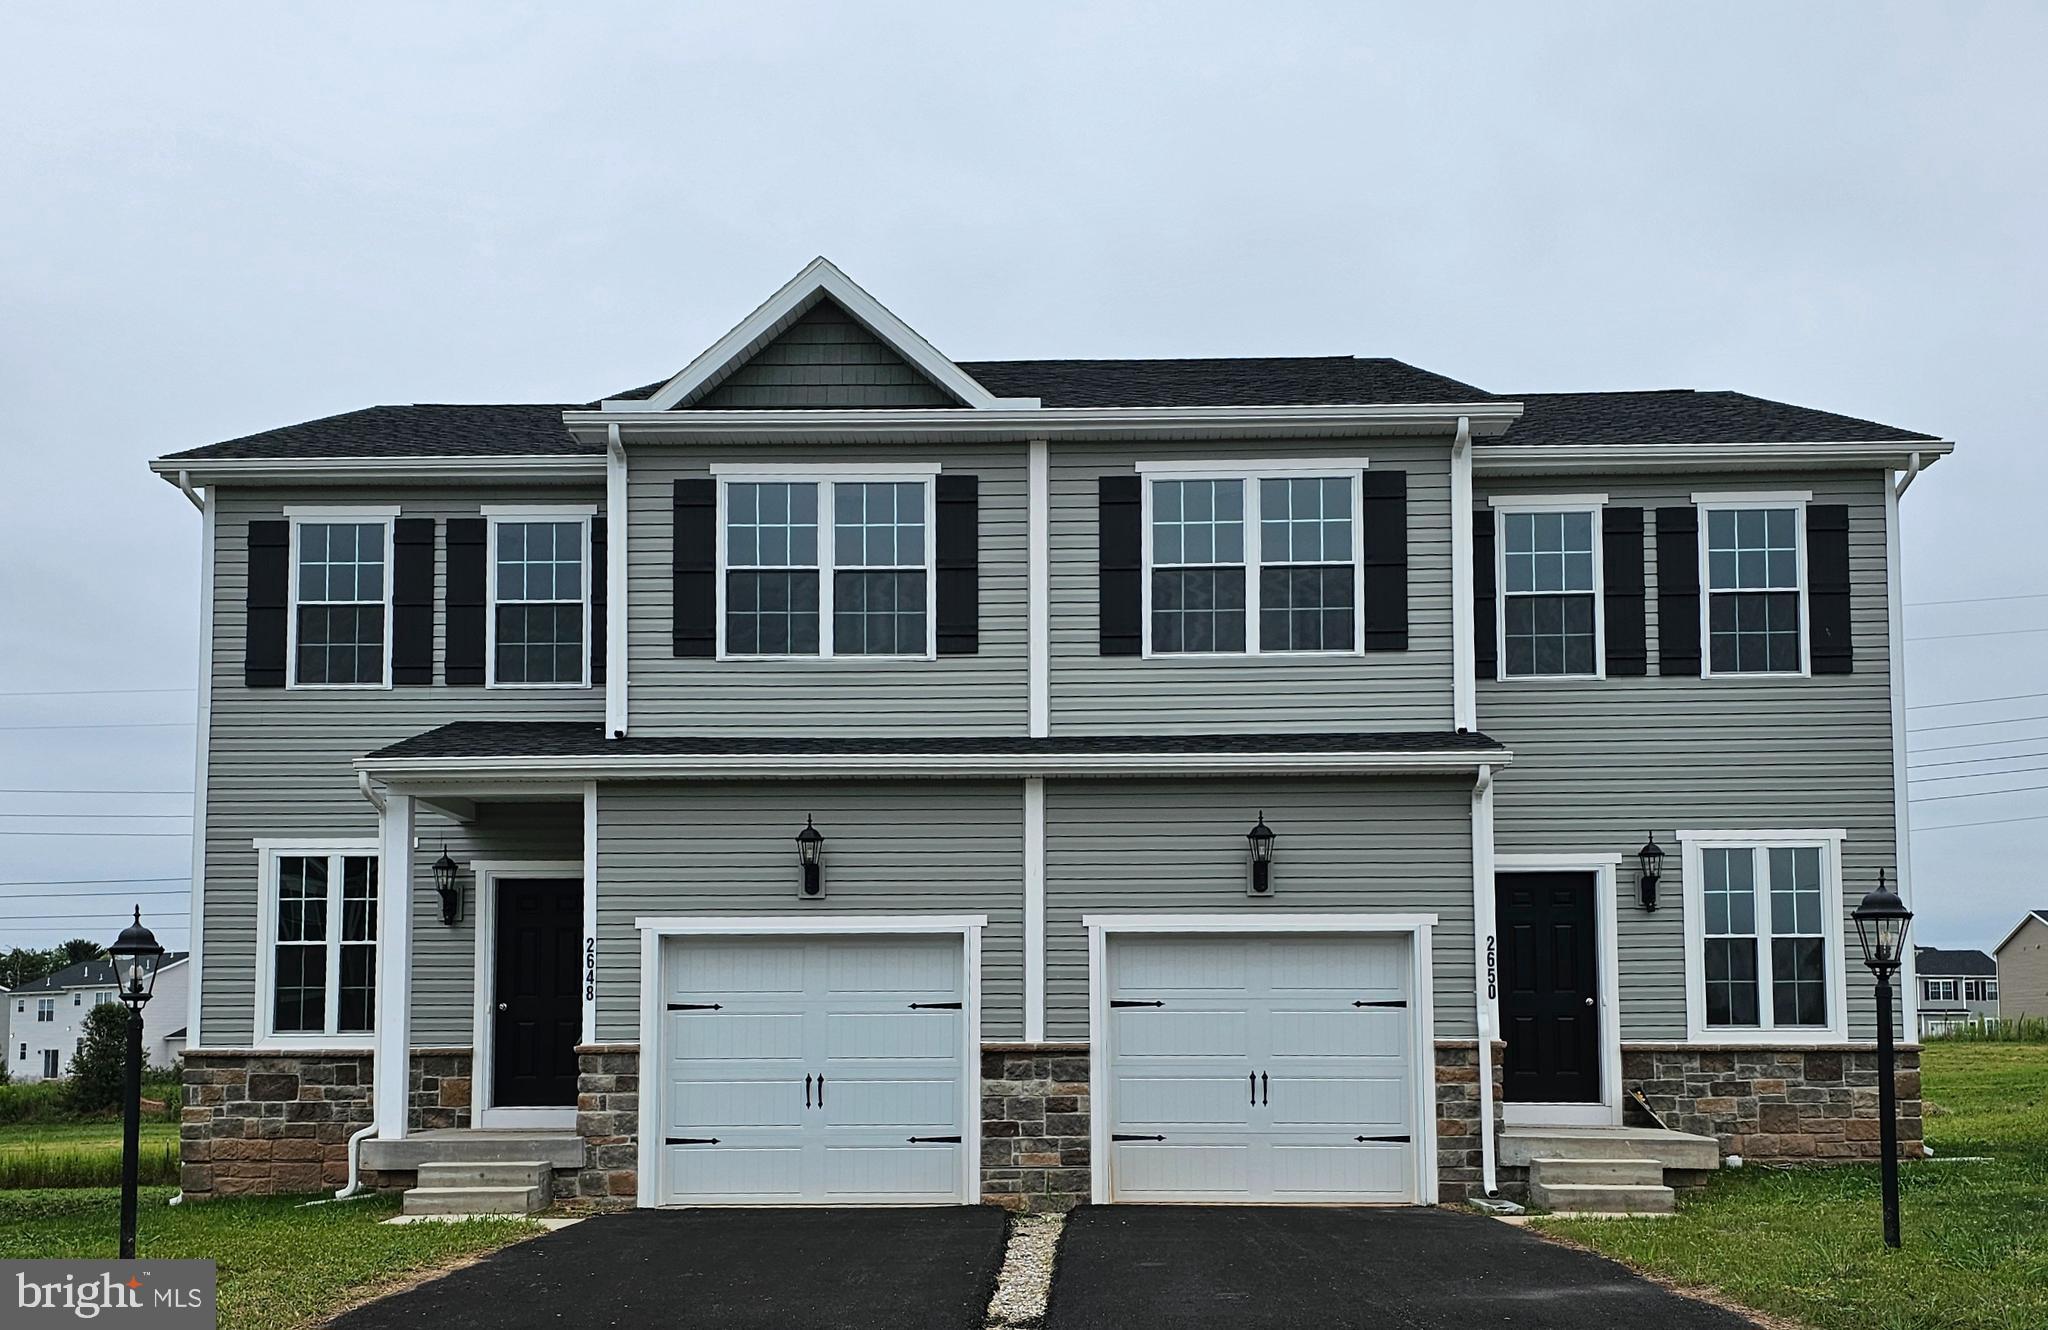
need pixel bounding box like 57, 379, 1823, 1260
1493, 500, 1603, 678
289, 510, 395, 687
1967, 978, 1997, 1002
487, 509, 592, 687
1144, 465, 1363, 656
1700, 495, 1807, 676
719, 470, 935, 659
36, 998, 53, 1023
1684, 831, 1844, 1040
261, 845, 379, 1042
1924, 978, 1957, 1003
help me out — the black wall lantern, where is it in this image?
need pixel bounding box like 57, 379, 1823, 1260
797, 816, 825, 898
1246, 813, 1276, 896
1636, 833, 1665, 912
431, 845, 462, 926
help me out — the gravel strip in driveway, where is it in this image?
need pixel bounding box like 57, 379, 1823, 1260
984, 1214, 1064, 1328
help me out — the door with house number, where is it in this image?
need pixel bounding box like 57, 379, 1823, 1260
492, 879, 582, 1108
1495, 872, 1601, 1105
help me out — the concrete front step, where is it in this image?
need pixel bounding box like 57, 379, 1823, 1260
1499, 1125, 1720, 1172
1529, 1181, 1676, 1215
416, 1160, 552, 1191
402, 1184, 548, 1216
1528, 1156, 1666, 1188
362, 1130, 585, 1172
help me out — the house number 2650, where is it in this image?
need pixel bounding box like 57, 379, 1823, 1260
1484, 934, 1497, 1001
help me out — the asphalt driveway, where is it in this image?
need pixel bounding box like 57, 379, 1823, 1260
326, 1206, 1009, 1330
1045, 1206, 1760, 1330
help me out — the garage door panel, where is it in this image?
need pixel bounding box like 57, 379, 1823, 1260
1266, 1075, 1407, 1129
669, 1011, 804, 1063
1112, 1009, 1249, 1058
822, 1145, 959, 1200
826, 940, 956, 995
1268, 1142, 1410, 1200
1115, 1074, 1255, 1129
670, 1079, 804, 1130
1267, 1008, 1404, 1058
1266, 937, 1398, 991
823, 1010, 958, 1060
667, 1144, 804, 1201
670, 942, 806, 995
1113, 939, 1247, 992
819, 1077, 957, 1129
1111, 1141, 1252, 1197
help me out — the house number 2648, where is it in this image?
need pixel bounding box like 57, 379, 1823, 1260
584, 937, 596, 1002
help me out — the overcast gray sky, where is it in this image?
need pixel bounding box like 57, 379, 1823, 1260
2, 3, 2043, 957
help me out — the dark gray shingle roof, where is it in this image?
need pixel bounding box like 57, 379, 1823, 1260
365, 721, 1504, 763
12, 953, 188, 995
1500, 390, 1936, 447
1914, 947, 1996, 977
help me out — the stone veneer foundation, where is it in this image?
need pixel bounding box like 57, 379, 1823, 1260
979, 1043, 1091, 1213
575, 1045, 642, 1207
1623, 1044, 1924, 1161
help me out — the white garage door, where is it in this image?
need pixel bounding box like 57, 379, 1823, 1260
1104, 933, 1419, 1203
659, 934, 967, 1205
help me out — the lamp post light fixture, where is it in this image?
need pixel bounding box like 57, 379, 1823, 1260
107, 907, 164, 1260
1246, 813, 1276, 896
1636, 834, 1666, 911
1852, 869, 1914, 1250
797, 816, 825, 898
431, 845, 462, 926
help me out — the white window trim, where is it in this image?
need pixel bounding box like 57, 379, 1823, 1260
1695, 493, 1812, 680
1490, 501, 1606, 682
286, 509, 397, 691
714, 471, 940, 662
252, 838, 381, 1049
1924, 978, 1957, 1002
1140, 467, 1367, 659
485, 512, 594, 690
37, 998, 54, 1023
1679, 829, 1849, 1043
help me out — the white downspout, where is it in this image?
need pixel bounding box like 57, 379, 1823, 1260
1894, 450, 1923, 499
1471, 763, 1499, 1196
1887, 462, 1920, 1046
606, 423, 629, 738
1450, 418, 1476, 732
324, 774, 392, 1200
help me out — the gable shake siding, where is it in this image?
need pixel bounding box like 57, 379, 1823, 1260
691, 300, 960, 409
201, 486, 603, 1047
1048, 437, 1456, 733
592, 781, 1026, 1039
1476, 469, 1899, 1041
1041, 776, 1477, 1039
625, 443, 1030, 734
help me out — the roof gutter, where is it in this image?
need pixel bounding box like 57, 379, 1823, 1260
1474, 439, 1953, 474
148, 455, 607, 485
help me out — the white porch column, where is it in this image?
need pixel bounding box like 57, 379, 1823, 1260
374, 792, 415, 1140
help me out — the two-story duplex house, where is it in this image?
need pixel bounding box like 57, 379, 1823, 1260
10, 954, 189, 1081
152, 259, 1946, 1214
1914, 946, 1998, 1037
1995, 910, 2048, 1022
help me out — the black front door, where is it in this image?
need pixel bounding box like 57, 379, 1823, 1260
492, 879, 581, 1108
1496, 872, 1601, 1104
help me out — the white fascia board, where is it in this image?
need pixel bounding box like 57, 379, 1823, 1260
1473, 439, 1954, 475
625, 257, 1029, 411
356, 748, 1511, 784
1081, 912, 1440, 933
151, 456, 606, 485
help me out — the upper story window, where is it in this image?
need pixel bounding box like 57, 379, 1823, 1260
1493, 500, 1603, 678
1924, 977, 1957, 1003
1965, 978, 1996, 1002
1683, 830, 1845, 1042
1701, 497, 1806, 676
718, 470, 935, 659
259, 844, 378, 1042
1143, 465, 1364, 656
72, 992, 81, 1006
36, 998, 53, 1022
487, 510, 592, 687
289, 510, 395, 688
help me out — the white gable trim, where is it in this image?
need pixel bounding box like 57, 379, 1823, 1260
1994, 910, 2048, 955
615, 257, 1037, 412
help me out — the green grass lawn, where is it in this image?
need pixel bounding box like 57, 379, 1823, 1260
0, 1188, 540, 1330
0, 1121, 180, 1153
1535, 1041, 2048, 1330
0, 1120, 181, 1187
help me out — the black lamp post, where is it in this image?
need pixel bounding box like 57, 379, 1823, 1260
107, 908, 163, 1260
1852, 870, 1913, 1250
1246, 814, 1275, 896
797, 817, 825, 898
1636, 834, 1665, 911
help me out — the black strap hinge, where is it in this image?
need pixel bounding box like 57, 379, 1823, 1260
1110, 999, 1165, 1008
668, 1002, 723, 1011
1354, 1134, 1411, 1143
666, 1137, 720, 1145
1352, 1000, 1407, 1008
908, 1001, 963, 1010
1111, 1133, 1167, 1142
906, 1135, 962, 1144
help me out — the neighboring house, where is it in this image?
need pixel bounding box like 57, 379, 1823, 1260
1914, 946, 1998, 1036
1994, 911, 2048, 1022
0, 985, 9, 1080
8, 955, 190, 1081
151, 258, 1950, 1212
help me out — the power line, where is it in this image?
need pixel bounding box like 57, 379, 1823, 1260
0, 888, 188, 899
0, 789, 193, 797
1907, 690, 2048, 712
0, 831, 190, 838
0, 812, 190, 821
1912, 811, 2048, 832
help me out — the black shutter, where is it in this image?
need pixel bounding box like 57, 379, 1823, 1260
1602, 507, 1648, 677
1360, 470, 1408, 651
935, 474, 980, 655
245, 519, 289, 688
445, 518, 487, 685
1655, 506, 1701, 676
590, 516, 607, 685
1808, 504, 1853, 674
673, 478, 717, 658
391, 518, 436, 686
1098, 475, 1142, 656
1472, 507, 1497, 679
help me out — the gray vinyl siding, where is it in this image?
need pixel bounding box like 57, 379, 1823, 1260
199, 486, 603, 1047
625, 443, 1029, 734
1998, 917, 2048, 1021
1477, 469, 1897, 1042
593, 781, 1026, 1040
1042, 776, 1476, 1040
692, 301, 958, 409
1048, 437, 1456, 733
